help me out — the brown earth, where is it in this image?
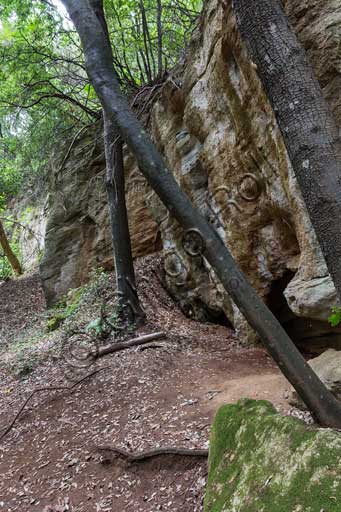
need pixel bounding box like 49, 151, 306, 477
0, 255, 302, 512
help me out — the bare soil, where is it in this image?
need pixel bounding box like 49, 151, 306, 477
0, 255, 293, 512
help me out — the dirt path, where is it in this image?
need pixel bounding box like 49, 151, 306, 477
0, 257, 293, 512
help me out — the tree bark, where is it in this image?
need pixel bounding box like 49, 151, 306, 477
0, 219, 22, 276
60, 0, 341, 428
89, 0, 145, 325
232, 0, 341, 302
156, 0, 163, 78
139, 0, 156, 80
103, 111, 145, 325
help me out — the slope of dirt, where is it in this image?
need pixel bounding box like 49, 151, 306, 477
0, 255, 297, 512
0, 274, 46, 347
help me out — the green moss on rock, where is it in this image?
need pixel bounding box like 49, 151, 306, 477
204, 399, 341, 512
46, 314, 64, 332
46, 286, 84, 331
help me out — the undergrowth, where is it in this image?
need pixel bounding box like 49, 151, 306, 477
1, 268, 130, 378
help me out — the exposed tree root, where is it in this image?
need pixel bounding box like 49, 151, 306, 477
0, 368, 108, 443
95, 445, 209, 464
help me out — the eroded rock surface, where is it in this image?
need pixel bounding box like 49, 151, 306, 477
204, 399, 341, 511
40, 123, 158, 305
290, 349, 341, 409
148, 0, 341, 347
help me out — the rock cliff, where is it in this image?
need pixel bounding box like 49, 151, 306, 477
147, 0, 341, 349
41, 0, 341, 349
40, 125, 158, 305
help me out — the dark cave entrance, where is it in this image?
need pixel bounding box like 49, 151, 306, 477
181, 297, 233, 328
266, 271, 341, 355
267, 271, 296, 330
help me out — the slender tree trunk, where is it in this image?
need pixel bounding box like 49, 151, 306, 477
140, 0, 156, 79
156, 0, 163, 78
61, 0, 341, 428
103, 111, 145, 325
89, 0, 145, 325
0, 220, 22, 276
232, 0, 341, 302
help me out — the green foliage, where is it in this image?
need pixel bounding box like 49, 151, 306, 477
105, 0, 201, 86
47, 285, 86, 331
328, 306, 341, 327
85, 317, 106, 336
0, 242, 20, 279
0, 0, 96, 203
0, 0, 201, 212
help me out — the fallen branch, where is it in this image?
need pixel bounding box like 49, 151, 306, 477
96, 332, 166, 358
138, 342, 170, 351
0, 368, 108, 443
96, 445, 209, 463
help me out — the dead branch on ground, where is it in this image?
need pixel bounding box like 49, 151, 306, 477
95, 445, 209, 464
95, 331, 165, 358
0, 367, 108, 443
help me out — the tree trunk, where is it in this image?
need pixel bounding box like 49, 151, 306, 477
0, 220, 22, 276
89, 0, 145, 326
61, 0, 341, 428
232, 0, 341, 302
156, 0, 163, 78
103, 111, 145, 325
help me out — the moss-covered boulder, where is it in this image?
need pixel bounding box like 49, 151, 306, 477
204, 399, 341, 512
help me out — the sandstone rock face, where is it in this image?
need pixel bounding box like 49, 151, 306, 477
5, 196, 46, 273
40, 124, 158, 305
290, 349, 341, 409
41, 0, 341, 349
147, 0, 341, 347
204, 400, 341, 512
19, 203, 47, 271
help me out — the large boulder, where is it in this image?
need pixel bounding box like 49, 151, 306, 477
204, 399, 341, 512
290, 349, 341, 409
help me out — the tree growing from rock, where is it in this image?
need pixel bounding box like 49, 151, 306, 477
232, 0, 341, 303
60, 0, 341, 428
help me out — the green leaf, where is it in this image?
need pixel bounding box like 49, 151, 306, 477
85, 317, 104, 335
328, 307, 341, 327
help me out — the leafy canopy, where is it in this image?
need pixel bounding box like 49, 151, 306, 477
0, 0, 201, 203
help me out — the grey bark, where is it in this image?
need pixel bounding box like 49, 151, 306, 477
103, 112, 145, 325
156, 0, 163, 77
232, 0, 341, 303
89, 0, 145, 325
139, 0, 156, 79
60, 0, 341, 428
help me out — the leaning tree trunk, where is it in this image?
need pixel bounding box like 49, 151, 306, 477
0, 219, 22, 276
232, 0, 341, 302
61, 0, 341, 428
103, 111, 145, 325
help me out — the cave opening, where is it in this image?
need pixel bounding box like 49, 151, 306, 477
266, 271, 341, 356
